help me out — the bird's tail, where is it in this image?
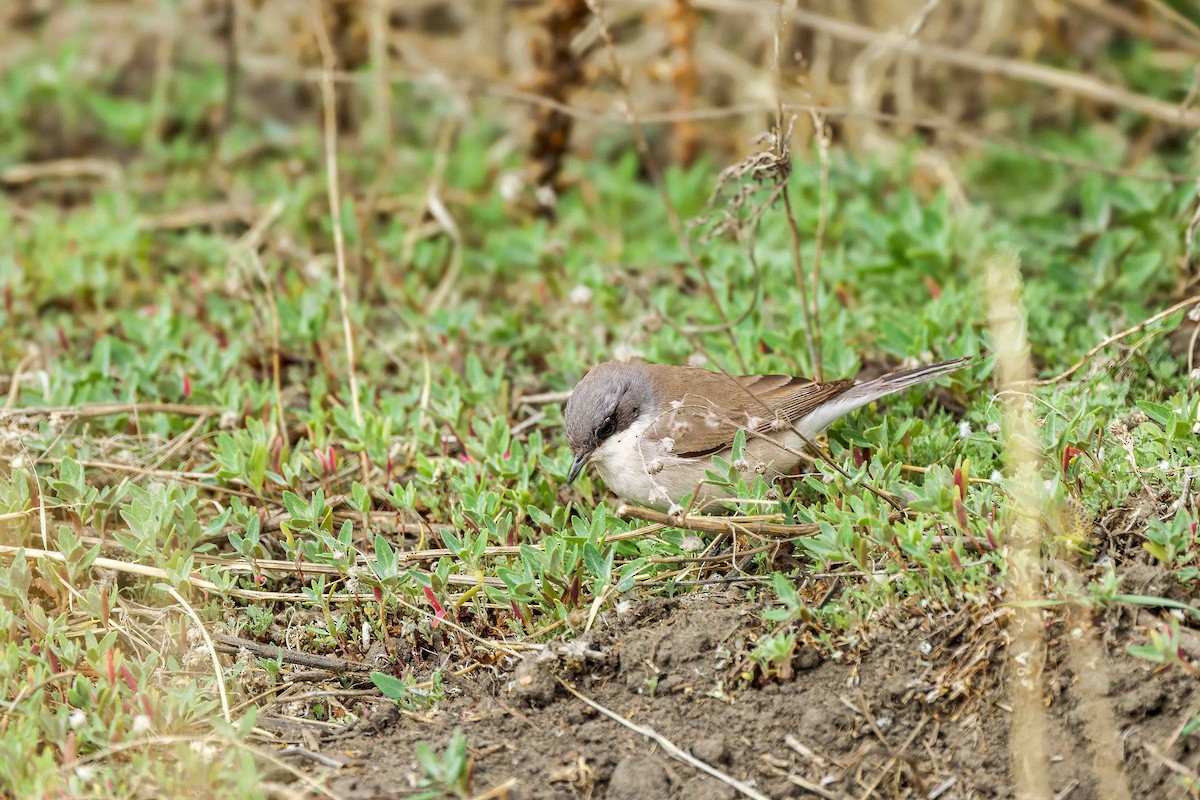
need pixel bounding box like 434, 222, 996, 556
799, 356, 972, 436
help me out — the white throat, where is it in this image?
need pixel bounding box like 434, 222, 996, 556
589, 415, 699, 510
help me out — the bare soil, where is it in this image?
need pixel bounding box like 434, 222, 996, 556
309, 558, 1199, 800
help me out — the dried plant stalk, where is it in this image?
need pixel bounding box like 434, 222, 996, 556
985, 249, 1051, 800
666, 0, 700, 166
526, 0, 591, 216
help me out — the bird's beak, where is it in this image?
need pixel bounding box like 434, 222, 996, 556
567, 450, 591, 485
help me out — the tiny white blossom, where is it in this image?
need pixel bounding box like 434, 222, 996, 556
986, 422, 1001, 436
498, 171, 523, 202
681, 535, 704, 552
534, 185, 557, 209
568, 285, 593, 305
687, 353, 707, 367
958, 421, 972, 438
732, 458, 749, 472
646, 460, 665, 475
667, 502, 685, 517
989, 470, 1003, 483
69, 709, 87, 729
131, 714, 152, 735
746, 416, 763, 430
1157, 460, 1171, 471
704, 412, 721, 429
616, 599, 633, 615
74, 766, 98, 781
189, 741, 219, 759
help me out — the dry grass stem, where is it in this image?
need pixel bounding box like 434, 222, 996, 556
311, 4, 369, 486
985, 249, 1051, 799
166, 586, 232, 724
1033, 294, 1200, 385
664, 0, 1200, 127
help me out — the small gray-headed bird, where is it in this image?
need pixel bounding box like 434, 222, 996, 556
564, 357, 969, 511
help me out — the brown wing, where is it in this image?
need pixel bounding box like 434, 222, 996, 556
643, 366, 854, 458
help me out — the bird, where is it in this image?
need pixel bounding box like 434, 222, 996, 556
563, 357, 970, 511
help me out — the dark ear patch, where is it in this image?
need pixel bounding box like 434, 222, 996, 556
612, 395, 640, 438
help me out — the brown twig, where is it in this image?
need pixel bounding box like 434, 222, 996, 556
212, 632, 372, 673
617, 503, 820, 538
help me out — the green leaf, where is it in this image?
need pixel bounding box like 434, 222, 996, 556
370, 671, 410, 701
282, 491, 307, 520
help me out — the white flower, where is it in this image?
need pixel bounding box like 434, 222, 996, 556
189, 741, 219, 759
989, 471, 1003, 483
568, 285, 593, 305
646, 460, 665, 475
534, 185, 557, 209
497, 171, 523, 202
687, 353, 707, 367
69, 709, 87, 729
986, 422, 1001, 436
667, 502, 685, 517
732, 458, 749, 472
681, 535, 704, 552
131, 715, 152, 735
958, 421, 972, 438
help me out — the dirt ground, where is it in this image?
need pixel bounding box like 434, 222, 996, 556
305, 545, 1200, 800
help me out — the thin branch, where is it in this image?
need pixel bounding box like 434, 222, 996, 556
212, 632, 372, 673
617, 503, 820, 537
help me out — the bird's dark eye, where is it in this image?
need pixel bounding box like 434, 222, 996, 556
596, 413, 617, 439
